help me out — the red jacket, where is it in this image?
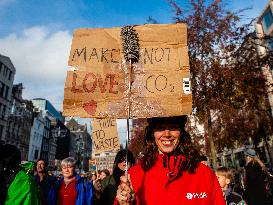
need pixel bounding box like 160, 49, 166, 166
116, 154, 226, 205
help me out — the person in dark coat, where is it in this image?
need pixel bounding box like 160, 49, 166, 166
34, 159, 56, 205
216, 167, 246, 205
244, 148, 267, 205
93, 149, 135, 205
0, 144, 21, 204
98, 169, 110, 181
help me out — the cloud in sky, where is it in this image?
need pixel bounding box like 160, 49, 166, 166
0, 26, 72, 110
0, 26, 130, 146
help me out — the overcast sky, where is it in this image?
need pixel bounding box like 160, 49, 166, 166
0, 0, 270, 143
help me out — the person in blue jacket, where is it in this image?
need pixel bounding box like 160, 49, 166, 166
48, 157, 93, 205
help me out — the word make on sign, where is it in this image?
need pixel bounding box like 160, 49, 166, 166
71, 47, 120, 64
71, 47, 172, 65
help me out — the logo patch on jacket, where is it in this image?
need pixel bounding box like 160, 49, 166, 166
186, 192, 207, 199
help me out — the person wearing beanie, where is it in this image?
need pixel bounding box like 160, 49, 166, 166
93, 149, 135, 205
116, 116, 226, 205
244, 148, 267, 205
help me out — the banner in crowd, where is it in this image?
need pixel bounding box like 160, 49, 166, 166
91, 118, 120, 154
89, 159, 97, 171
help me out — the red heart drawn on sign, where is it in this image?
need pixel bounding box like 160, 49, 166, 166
83, 100, 97, 115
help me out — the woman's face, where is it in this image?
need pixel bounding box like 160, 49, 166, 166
91, 174, 97, 181
61, 164, 75, 179
117, 157, 132, 171
153, 123, 181, 154
100, 172, 107, 180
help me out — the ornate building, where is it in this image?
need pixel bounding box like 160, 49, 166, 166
28, 110, 46, 162
66, 118, 92, 172
0, 54, 16, 144
5, 83, 33, 161
32, 98, 62, 166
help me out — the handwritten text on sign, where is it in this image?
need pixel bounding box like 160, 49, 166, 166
63, 24, 192, 118
71, 72, 119, 94
71, 47, 172, 65
92, 118, 120, 154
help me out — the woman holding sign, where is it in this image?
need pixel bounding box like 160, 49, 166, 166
115, 116, 226, 205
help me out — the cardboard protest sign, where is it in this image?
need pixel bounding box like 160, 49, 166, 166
91, 118, 120, 154
89, 159, 97, 171
63, 23, 192, 118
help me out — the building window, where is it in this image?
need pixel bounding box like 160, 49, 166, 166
34, 150, 39, 159
2, 105, 6, 119
8, 70, 12, 80
0, 83, 4, 98
265, 38, 273, 51
0, 125, 3, 138
0, 103, 2, 117
4, 86, 9, 98
0, 62, 3, 73
3, 66, 8, 78
262, 9, 273, 33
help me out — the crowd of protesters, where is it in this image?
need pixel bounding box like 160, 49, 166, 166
1, 116, 273, 205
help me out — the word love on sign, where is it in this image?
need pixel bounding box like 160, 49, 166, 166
91, 118, 120, 154
63, 70, 125, 118
63, 23, 192, 118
